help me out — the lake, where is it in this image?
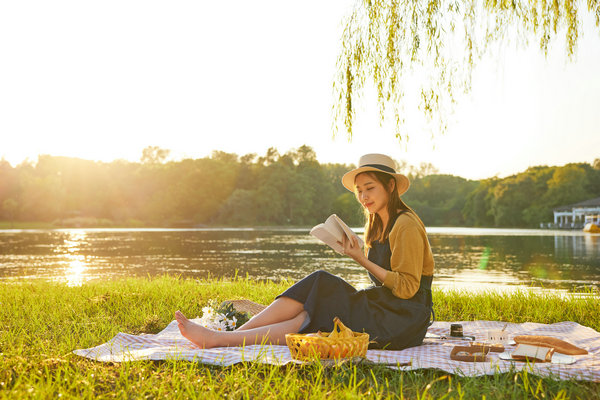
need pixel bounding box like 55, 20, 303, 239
0, 228, 598, 294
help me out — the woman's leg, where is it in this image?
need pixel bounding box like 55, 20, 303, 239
175, 310, 307, 348
236, 296, 304, 331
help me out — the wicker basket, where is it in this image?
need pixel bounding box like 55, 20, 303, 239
285, 318, 369, 360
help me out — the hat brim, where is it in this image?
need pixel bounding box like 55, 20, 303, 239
342, 167, 410, 196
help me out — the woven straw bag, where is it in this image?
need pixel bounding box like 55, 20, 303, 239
286, 318, 369, 360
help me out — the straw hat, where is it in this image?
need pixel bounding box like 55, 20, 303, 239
341, 153, 410, 196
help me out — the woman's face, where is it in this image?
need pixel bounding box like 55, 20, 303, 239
354, 172, 393, 216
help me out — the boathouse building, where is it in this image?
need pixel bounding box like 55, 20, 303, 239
552, 197, 600, 229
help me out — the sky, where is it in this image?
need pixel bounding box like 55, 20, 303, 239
1, 1, 599, 180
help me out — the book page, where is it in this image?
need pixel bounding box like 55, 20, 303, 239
309, 223, 345, 254
511, 344, 553, 362
331, 214, 364, 248
310, 214, 363, 254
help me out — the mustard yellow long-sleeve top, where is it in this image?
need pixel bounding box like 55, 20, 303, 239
381, 212, 435, 299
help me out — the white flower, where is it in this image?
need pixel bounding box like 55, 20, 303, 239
196, 302, 239, 331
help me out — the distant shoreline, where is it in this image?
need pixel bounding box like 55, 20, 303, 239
1, 221, 591, 236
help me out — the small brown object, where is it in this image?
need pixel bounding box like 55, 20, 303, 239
471, 342, 504, 353
450, 345, 490, 362
450, 324, 463, 337
513, 335, 588, 355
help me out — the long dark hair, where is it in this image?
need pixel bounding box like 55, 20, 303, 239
357, 171, 416, 248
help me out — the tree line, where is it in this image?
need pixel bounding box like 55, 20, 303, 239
1, 146, 599, 228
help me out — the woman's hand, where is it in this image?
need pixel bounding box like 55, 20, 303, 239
340, 235, 388, 283
340, 235, 365, 263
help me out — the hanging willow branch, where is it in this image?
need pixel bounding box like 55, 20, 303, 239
333, 0, 600, 141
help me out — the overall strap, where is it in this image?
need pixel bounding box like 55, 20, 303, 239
417, 275, 435, 326
419, 275, 433, 290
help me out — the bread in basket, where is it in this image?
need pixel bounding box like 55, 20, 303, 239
285, 317, 369, 360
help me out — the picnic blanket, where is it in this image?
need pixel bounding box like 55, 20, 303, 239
74, 320, 600, 382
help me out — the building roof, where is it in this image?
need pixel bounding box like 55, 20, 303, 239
554, 196, 600, 211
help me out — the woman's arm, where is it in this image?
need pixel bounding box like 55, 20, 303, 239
341, 235, 389, 283
384, 222, 424, 298
342, 214, 426, 299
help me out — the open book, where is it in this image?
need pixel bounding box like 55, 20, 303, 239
310, 214, 364, 255
511, 343, 555, 362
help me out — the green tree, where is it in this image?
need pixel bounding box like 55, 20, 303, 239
543, 164, 591, 207
215, 189, 259, 225
490, 175, 538, 227
171, 158, 239, 224
333, 0, 599, 139
293, 154, 332, 224
521, 166, 556, 226
235, 153, 260, 191
211, 151, 239, 164
332, 192, 364, 227
141, 146, 170, 164
0, 160, 17, 218
463, 179, 497, 227
588, 161, 600, 203
257, 147, 280, 166
404, 174, 476, 225
5, 147, 597, 228
291, 145, 318, 164
2, 198, 18, 227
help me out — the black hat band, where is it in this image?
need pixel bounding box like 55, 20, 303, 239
361, 163, 396, 174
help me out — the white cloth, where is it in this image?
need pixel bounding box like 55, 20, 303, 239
74, 320, 600, 382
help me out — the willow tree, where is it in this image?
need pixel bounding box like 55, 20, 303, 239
333, 0, 600, 141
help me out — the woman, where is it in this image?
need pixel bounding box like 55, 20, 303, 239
175, 153, 434, 350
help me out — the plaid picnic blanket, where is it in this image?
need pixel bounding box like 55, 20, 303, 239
74, 320, 600, 382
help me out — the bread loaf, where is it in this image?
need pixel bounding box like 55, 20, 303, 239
513, 335, 588, 355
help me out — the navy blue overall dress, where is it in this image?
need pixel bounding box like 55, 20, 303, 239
277, 220, 434, 350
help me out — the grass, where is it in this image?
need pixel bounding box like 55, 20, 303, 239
0, 276, 598, 399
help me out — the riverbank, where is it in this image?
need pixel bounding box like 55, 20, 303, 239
4, 220, 597, 232
0, 276, 598, 398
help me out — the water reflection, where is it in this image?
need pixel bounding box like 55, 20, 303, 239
428, 232, 599, 293
51, 231, 90, 286
0, 228, 598, 294
555, 234, 600, 259
65, 257, 86, 286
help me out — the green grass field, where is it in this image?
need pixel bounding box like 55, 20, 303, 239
0, 276, 598, 399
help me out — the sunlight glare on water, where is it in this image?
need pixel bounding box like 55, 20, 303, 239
58, 231, 90, 286
0, 228, 598, 296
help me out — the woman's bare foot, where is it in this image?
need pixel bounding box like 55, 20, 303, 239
175, 310, 219, 348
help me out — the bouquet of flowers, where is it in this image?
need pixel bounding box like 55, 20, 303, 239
196, 300, 251, 331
